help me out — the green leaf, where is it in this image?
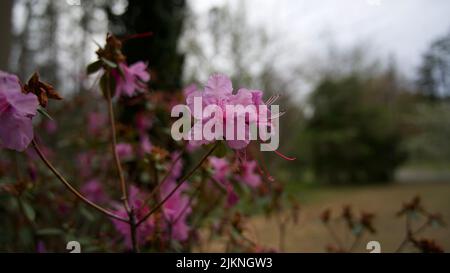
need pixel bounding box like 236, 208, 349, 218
86, 60, 103, 75
37, 107, 53, 120
212, 141, 228, 158
21, 200, 36, 222
101, 57, 117, 68
36, 228, 64, 236
80, 206, 95, 222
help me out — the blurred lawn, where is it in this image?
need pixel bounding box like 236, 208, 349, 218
203, 182, 450, 253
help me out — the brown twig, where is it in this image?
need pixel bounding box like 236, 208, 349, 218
31, 139, 127, 222
144, 147, 186, 206
136, 143, 218, 227
105, 72, 131, 214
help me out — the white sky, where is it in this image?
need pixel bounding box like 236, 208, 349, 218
189, 0, 450, 79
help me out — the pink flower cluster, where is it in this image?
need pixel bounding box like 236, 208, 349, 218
209, 156, 262, 207
0, 71, 39, 151
111, 152, 192, 248
185, 74, 271, 150
112, 62, 150, 97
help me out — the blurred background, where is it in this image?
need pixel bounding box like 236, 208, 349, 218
1, 0, 450, 252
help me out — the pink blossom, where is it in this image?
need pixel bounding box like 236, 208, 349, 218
183, 83, 199, 98
81, 179, 109, 204
87, 112, 107, 135
76, 152, 95, 178
36, 241, 47, 253
113, 62, 150, 97
185, 74, 271, 150
209, 156, 230, 183
161, 180, 191, 241
158, 153, 192, 241
167, 152, 183, 181
209, 156, 240, 207
139, 135, 153, 155
111, 186, 154, 249
43, 120, 58, 134
0, 71, 39, 151
226, 184, 239, 207
115, 143, 133, 160
236, 160, 262, 188
135, 112, 152, 134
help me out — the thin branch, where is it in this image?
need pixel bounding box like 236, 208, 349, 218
136, 143, 218, 227
105, 72, 130, 213
31, 139, 127, 222
144, 146, 186, 206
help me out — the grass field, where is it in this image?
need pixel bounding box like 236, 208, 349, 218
203, 182, 450, 253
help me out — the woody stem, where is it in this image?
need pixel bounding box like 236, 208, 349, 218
105, 72, 131, 214
31, 139, 127, 222
136, 143, 218, 227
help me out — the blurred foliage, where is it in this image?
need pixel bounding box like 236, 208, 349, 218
417, 30, 450, 100
405, 102, 450, 165
304, 73, 409, 184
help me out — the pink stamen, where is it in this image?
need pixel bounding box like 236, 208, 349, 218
121, 32, 154, 42
273, 150, 296, 161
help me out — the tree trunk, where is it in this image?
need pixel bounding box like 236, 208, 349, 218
0, 0, 13, 71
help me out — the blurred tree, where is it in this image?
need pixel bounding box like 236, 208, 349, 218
11, 0, 112, 93
306, 74, 407, 184
417, 31, 450, 100
0, 0, 13, 70
107, 0, 186, 91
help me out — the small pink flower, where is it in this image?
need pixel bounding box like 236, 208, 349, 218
0, 71, 39, 151
87, 112, 107, 136
226, 184, 239, 207
209, 157, 230, 183
236, 160, 262, 188
81, 179, 109, 204
139, 135, 153, 155
113, 62, 150, 97
161, 180, 191, 241
43, 120, 58, 134
111, 186, 154, 249
76, 152, 95, 178
135, 112, 152, 134
158, 153, 192, 241
36, 241, 47, 253
115, 143, 133, 160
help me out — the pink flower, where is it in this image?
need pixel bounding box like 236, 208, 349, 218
43, 120, 58, 134
236, 160, 262, 188
185, 74, 271, 150
113, 62, 150, 97
87, 112, 107, 136
209, 156, 230, 183
0, 71, 39, 151
115, 143, 133, 160
76, 152, 95, 178
157, 153, 192, 241
209, 156, 239, 207
135, 112, 152, 134
36, 241, 47, 253
112, 186, 154, 249
139, 135, 153, 155
226, 184, 239, 207
161, 180, 191, 241
81, 179, 109, 204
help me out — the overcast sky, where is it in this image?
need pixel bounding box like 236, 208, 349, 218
190, 0, 450, 79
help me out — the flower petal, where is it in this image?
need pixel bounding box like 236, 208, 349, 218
205, 74, 233, 95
